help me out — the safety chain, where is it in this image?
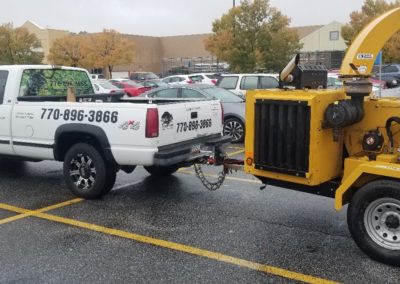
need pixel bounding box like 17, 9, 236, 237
194, 163, 227, 191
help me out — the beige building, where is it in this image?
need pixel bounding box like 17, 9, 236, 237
22, 21, 69, 64
21, 20, 347, 74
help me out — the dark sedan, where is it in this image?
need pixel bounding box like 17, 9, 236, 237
141, 84, 246, 143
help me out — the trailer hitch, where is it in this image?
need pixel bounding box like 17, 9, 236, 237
192, 135, 244, 191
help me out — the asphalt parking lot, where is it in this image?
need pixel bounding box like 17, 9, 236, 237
0, 145, 399, 283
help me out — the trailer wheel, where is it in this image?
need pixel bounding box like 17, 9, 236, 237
144, 164, 180, 176
63, 143, 114, 199
347, 180, 400, 266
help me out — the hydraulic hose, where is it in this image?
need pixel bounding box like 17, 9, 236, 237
385, 116, 400, 151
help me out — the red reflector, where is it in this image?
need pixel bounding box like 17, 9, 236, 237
146, 108, 159, 138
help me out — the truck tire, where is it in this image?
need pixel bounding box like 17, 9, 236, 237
223, 118, 244, 143
347, 180, 400, 266
63, 143, 115, 199
144, 164, 180, 176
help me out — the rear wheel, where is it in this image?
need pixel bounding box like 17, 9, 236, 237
223, 118, 244, 143
347, 180, 400, 266
144, 164, 180, 176
63, 143, 115, 199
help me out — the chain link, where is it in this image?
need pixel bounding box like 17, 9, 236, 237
194, 163, 226, 191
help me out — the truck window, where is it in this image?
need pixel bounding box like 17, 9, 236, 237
0, 71, 8, 104
19, 69, 94, 97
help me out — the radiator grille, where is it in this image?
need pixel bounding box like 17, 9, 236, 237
254, 100, 311, 177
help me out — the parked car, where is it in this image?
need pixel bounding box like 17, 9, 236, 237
189, 73, 220, 85
140, 84, 246, 142
328, 72, 386, 93
372, 64, 400, 88
161, 75, 203, 85
141, 79, 169, 89
129, 72, 159, 82
109, 78, 130, 83
216, 73, 279, 97
110, 80, 152, 97
90, 74, 106, 80
93, 80, 123, 94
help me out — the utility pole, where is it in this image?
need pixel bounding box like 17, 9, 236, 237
233, 0, 235, 7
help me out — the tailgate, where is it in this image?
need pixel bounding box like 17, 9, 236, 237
156, 100, 222, 146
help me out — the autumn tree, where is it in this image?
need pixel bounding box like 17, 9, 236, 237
88, 30, 135, 78
205, 0, 301, 72
0, 23, 43, 64
48, 34, 91, 67
341, 0, 400, 63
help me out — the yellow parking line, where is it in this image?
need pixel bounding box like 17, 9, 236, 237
0, 198, 83, 225
227, 146, 244, 150
227, 149, 245, 157
0, 202, 337, 284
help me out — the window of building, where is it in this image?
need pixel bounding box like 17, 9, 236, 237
330, 31, 339, 41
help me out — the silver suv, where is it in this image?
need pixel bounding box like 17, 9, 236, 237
216, 73, 279, 97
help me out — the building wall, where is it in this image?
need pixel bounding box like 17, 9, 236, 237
300, 21, 346, 52
21, 21, 69, 64
21, 20, 347, 73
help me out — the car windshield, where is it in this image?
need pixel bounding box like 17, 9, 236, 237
201, 87, 244, 103
99, 81, 120, 89
125, 80, 145, 88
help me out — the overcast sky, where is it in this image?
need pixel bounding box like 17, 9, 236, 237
0, 0, 367, 36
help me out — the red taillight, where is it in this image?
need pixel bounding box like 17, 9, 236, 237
211, 79, 217, 85
186, 79, 194, 84
220, 103, 224, 126
110, 90, 116, 94
146, 108, 159, 138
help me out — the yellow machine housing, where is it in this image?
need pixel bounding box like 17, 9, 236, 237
244, 7, 400, 205
244, 89, 346, 187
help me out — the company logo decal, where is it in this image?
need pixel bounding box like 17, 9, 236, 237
161, 111, 174, 130
119, 120, 140, 130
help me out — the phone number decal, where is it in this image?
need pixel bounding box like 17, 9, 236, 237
40, 108, 118, 123
176, 119, 212, 133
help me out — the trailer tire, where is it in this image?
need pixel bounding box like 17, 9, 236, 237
144, 164, 180, 176
347, 180, 400, 266
63, 143, 114, 199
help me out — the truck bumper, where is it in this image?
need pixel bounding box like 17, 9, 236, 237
153, 134, 231, 166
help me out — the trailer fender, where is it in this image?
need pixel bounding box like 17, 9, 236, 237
335, 161, 400, 210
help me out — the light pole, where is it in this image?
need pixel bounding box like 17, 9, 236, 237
233, 0, 235, 7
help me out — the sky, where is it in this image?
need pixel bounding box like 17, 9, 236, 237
0, 0, 367, 36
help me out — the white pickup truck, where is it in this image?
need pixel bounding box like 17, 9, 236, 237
0, 65, 228, 198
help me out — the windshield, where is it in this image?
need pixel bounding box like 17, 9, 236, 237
99, 81, 121, 89
202, 87, 244, 103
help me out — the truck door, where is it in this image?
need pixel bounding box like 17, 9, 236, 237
0, 71, 13, 155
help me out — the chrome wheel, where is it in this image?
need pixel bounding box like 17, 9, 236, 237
223, 119, 244, 143
364, 197, 400, 250
69, 153, 97, 190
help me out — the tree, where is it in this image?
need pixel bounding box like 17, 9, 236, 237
88, 30, 135, 78
48, 34, 91, 67
205, 0, 301, 72
341, 0, 400, 63
0, 23, 43, 64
